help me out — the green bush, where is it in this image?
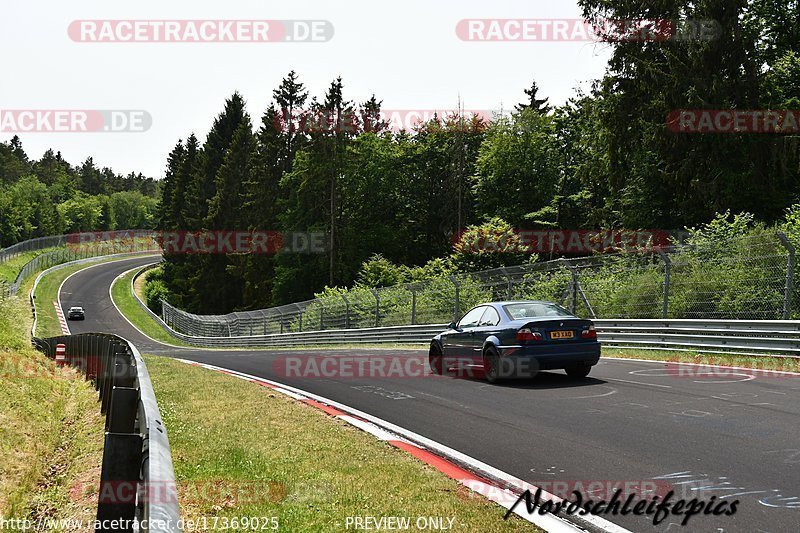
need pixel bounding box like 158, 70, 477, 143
144, 268, 170, 315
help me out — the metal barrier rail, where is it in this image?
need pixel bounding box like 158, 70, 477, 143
594, 319, 800, 356
147, 296, 800, 356
32, 334, 181, 533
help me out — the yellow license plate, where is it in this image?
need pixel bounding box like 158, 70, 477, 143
550, 330, 574, 340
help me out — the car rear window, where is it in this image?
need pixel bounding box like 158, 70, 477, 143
503, 303, 572, 320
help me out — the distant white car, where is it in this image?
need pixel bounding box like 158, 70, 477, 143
67, 306, 85, 320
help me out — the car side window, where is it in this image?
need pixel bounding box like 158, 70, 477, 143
458, 306, 486, 329
479, 306, 500, 326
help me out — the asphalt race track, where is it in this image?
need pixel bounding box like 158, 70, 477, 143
60, 256, 800, 533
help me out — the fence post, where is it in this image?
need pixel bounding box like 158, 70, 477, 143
656, 247, 671, 319
160, 300, 169, 328
500, 267, 513, 300
372, 289, 380, 327
777, 232, 795, 319
295, 304, 303, 332
568, 264, 578, 315
341, 294, 350, 329
449, 276, 460, 323
409, 285, 417, 325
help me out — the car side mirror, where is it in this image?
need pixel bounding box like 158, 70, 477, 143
448, 322, 457, 330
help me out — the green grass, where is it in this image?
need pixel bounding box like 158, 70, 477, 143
145, 355, 540, 532
0, 295, 105, 524
602, 347, 800, 372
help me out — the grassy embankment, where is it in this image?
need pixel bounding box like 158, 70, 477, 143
0, 294, 104, 526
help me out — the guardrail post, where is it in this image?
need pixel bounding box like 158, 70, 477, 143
656, 247, 671, 319
449, 276, 460, 323
341, 294, 350, 329
777, 232, 795, 319
372, 289, 380, 327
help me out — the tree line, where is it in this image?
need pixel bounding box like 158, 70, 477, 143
0, 136, 158, 247
155, 0, 800, 313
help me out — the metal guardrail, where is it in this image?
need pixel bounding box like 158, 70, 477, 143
151, 319, 800, 356
33, 334, 181, 533
595, 319, 800, 356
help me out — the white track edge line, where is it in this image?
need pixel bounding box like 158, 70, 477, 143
603, 356, 800, 376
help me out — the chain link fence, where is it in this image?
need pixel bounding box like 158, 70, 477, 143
0, 231, 160, 300
161, 232, 798, 338
0, 229, 156, 264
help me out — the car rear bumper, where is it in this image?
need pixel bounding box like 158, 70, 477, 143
497, 343, 600, 374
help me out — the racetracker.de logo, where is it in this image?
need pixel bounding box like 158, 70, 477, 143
0, 110, 151, 133
71, 480, 287, 506
667, 109, 800, 133
269, 108, 501, 135
65, 230, 328, 255
68, 20, 334, 43
453, 229, 674, 255
456, 18, 720, 42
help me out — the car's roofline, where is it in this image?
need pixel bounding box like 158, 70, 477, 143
490, 300, 559, 306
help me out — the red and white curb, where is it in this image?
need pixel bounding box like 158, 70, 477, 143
53, 300, 70, 335
176, 359, 630, 533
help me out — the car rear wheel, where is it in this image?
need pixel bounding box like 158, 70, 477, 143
483, 346, 501, 383
566, 364, 592, 378
429, 345, 443, 375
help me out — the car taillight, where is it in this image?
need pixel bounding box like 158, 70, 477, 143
517, 328, 542, 342
581, 325, 597, 339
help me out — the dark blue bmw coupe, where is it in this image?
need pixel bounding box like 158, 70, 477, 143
429, 301, 600, 382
